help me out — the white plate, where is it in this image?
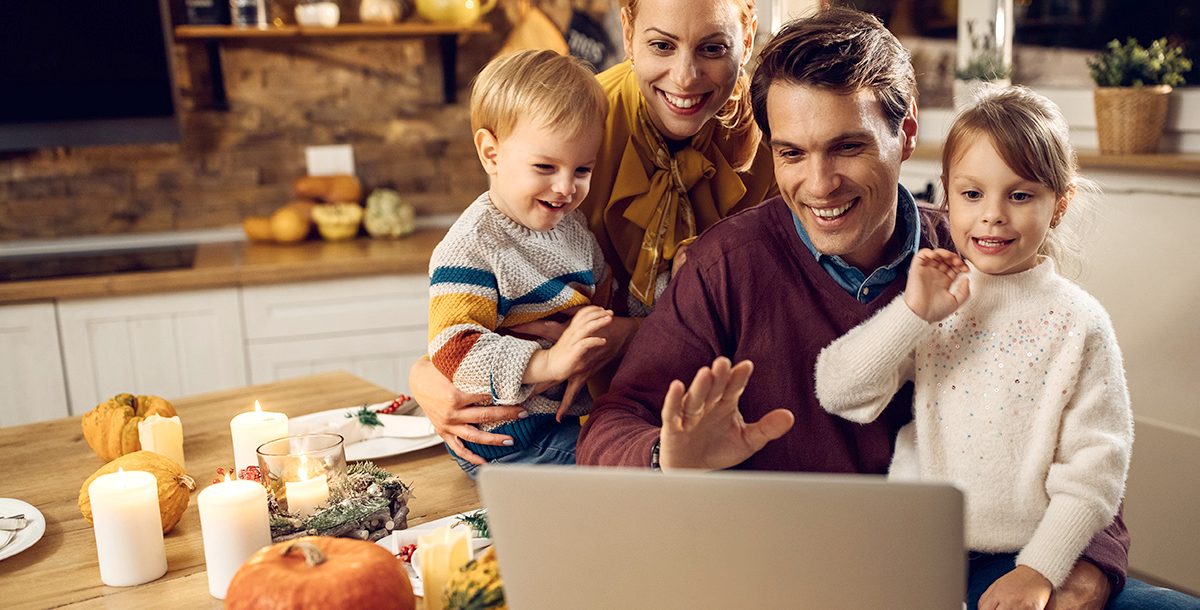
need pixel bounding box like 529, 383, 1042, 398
289, 403, 444, 461
0, 498, 46, 561
375, 511, 491, 597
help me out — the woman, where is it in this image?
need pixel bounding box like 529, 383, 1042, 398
411, 0, 777, 466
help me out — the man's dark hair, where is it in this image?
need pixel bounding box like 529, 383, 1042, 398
750, 7, 917, 140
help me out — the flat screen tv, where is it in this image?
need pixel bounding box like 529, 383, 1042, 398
0, 0, 181, 152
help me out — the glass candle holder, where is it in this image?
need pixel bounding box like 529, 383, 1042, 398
256, 433, 348, 517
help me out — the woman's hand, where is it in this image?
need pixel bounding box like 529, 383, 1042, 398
979, 565, 1053, 610
904, 248, 971, 322
407, 358, 525, 466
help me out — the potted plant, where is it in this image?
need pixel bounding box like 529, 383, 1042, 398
1087, 37, 1193, 154
954, 18, 1013, 109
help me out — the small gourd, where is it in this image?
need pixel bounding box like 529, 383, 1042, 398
364, 188, 416, 238
446, 547, 507, 610
81, 393, 178, 461
78, 451, 196, 534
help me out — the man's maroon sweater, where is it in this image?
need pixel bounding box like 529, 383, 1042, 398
577, 196, 1130, 588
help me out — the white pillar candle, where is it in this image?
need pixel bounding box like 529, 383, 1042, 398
88, 469, 168, 587
138, 414, 186, 470
415, 525, 471, 610
198, 476, 272, 599
230, 400, 288, 473
284, 459, 329, 518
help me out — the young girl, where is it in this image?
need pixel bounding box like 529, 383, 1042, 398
815, 85, 1133, 610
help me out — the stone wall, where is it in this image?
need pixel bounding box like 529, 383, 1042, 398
0, 0, 611, 241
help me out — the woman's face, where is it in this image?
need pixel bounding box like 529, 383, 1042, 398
622, 0, 754, 141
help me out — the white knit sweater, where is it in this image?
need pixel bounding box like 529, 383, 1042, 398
815, 258, 1133, 587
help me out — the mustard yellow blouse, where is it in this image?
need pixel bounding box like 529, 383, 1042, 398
583, 61, 778, 311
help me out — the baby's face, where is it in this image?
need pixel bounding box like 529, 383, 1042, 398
482, 117, 602, 232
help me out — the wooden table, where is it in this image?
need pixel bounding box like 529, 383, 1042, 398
0, 371, 478, 609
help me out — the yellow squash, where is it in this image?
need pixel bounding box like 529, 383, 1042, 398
78, 451, 195, 534
81, 393, 177, 461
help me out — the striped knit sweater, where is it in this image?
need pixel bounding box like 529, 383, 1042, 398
428, 192, 608, 460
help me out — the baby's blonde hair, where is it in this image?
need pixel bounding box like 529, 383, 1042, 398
470, 50, 608, 141
941, 84, 1098, 278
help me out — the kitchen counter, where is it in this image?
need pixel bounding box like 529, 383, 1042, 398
0, 228, 447, 304
912, 144, 1200, 177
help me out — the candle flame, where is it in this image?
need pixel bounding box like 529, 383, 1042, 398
224, 473, 231, 483
298, 456, 309, 482
253, 400, 263, 413
117, 467, 125, 474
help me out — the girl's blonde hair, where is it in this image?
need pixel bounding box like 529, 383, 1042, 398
941, 84, 1098, 277
621, 0, 761, 171
470, 50, 608, 140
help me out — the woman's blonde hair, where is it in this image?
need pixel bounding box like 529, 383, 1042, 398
470, 50, 608, 140
941, 84, 1098, 277
622, 0, 761, 171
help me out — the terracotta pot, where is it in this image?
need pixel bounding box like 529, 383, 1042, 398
1094, 85, 1172, 154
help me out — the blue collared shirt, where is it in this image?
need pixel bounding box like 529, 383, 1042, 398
791, 185, 921, 303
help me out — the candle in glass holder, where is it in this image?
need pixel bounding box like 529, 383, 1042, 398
284, 457, 329, 518
198, 475, 272, 599
415, 525, 471, 610
138, 414, 186, 469
88, 469, 168, 587
230, 400, 288, 473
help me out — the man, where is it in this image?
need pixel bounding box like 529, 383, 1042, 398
576, 8, 1175, 609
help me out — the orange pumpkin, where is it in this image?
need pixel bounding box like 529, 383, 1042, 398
81, 393, 177, 461
225, 537, 416, 610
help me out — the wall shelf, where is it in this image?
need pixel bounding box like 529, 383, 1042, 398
173, 22, 492, 108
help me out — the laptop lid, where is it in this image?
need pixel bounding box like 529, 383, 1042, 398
477, 465, 965, 610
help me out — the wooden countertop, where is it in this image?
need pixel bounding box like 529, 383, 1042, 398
0, 228, 447, 305
912, 144, 1200, 176
0, 371, 477, 609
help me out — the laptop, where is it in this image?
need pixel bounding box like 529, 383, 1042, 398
477, 465, 965, 610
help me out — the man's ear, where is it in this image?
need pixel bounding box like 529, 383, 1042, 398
474, 128, 500, 176
899, 101, 919, 161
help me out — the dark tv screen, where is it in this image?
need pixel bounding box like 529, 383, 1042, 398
0, 0, 180, 152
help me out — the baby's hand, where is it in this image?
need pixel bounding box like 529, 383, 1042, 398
904, 248, 970, 322
543, 306, 613, 382
979, 565, 1052, 610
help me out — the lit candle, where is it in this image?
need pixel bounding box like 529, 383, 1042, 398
284, 457, 329, 518
230, 400, 288, 473
138, 414, 186, 470
415, 525, 471, 610
88, 468, 168, 587
198, 474, 272, 599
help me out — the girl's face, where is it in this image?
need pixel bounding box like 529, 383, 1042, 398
622, 0, 754, 141
945, 133, 1062, 275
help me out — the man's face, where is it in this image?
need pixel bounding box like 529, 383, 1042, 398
767, 82, 916, 270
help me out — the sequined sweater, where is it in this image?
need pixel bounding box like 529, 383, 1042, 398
428, 192, 608, 460
815, 257, 1133, 588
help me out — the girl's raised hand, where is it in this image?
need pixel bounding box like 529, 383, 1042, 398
904, 248, 971, 322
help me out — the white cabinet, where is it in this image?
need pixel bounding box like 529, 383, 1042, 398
57, 288, 248, 413
0, 302, 69, 426
241, 275, 429, 394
